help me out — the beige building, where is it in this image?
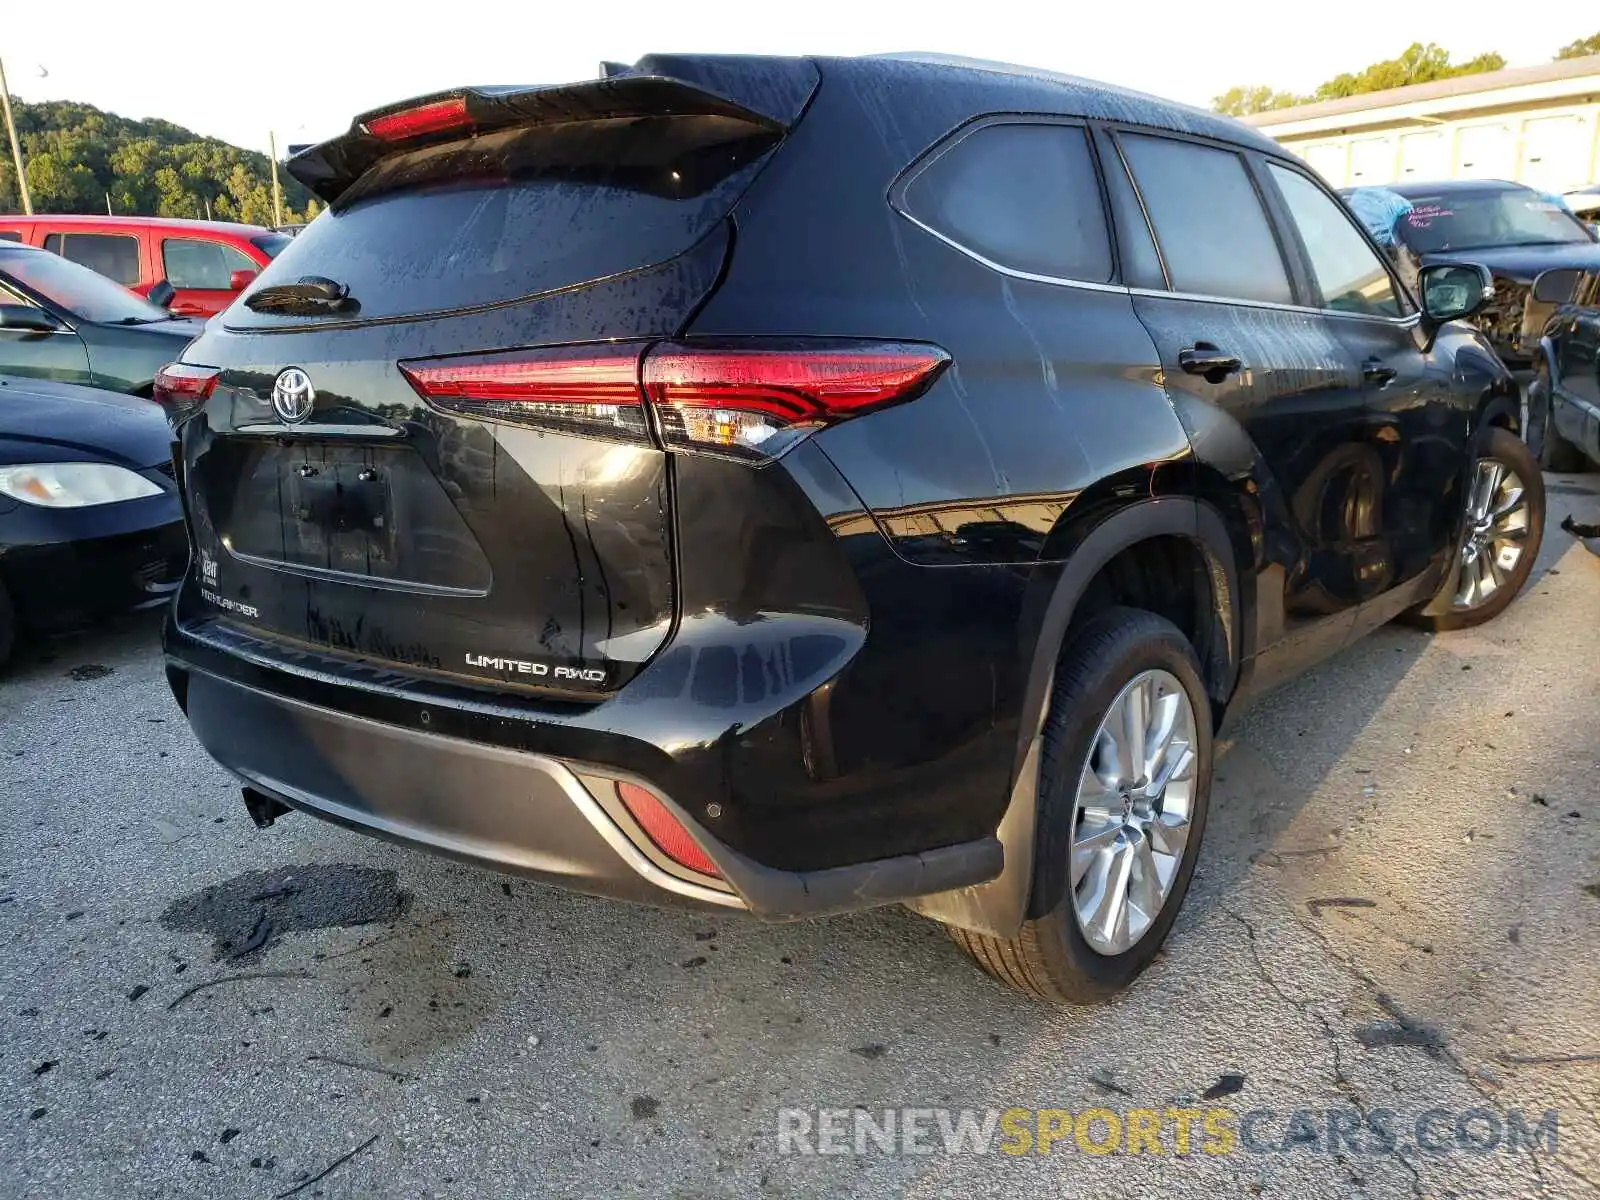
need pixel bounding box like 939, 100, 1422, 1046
1243, 54, 1600, 193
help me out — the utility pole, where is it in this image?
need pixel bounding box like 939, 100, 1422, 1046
268, 130, 283, 227
105, 190, 111, 215
0, 56, 32, 216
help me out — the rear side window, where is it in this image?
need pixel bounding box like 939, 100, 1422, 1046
1118, 134, 1292, 305
41, 232, 141, 286
239, 117, 779, 324
162, 239, 258, 289
901, 122, 1112, 283
0, 231, 20, 242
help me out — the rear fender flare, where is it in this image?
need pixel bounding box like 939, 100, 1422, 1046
906, 496, 1240, 938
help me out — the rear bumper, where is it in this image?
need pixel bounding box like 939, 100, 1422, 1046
169, 657, 1001, 920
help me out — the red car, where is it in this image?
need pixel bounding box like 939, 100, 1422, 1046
0, 214, 291, 318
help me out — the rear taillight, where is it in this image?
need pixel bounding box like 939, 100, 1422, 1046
398, 339, 949, 462
643, 340, 949, 461
398, 344, 650, 444
615, 781, 721, 878
362, 96, 473, 142
152, 362, 220, 421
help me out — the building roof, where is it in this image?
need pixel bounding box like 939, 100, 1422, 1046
1243, 52, 1600, 129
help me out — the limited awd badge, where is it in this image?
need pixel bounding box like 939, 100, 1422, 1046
272, 367, 316, 424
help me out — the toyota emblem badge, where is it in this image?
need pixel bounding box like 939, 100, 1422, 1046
272, 367, 316, 424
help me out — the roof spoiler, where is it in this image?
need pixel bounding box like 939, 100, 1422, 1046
289, 55, 819, 204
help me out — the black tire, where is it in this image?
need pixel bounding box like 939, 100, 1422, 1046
1527, 368, 1586, 473
1412, 426, 1545, 633
946, 607, 1212, 1004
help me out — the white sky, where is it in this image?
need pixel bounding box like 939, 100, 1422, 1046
6, 0, 1596, 154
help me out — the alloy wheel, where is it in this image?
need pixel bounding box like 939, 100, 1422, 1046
1069, 668, 1198, 955
1453, 457, 1531, 611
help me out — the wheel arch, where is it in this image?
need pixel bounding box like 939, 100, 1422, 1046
907, 493, 1244, 938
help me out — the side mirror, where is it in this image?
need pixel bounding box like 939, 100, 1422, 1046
228, 268, 257, 292
1419, 262, 1493, 324
1532, 268, 1581, 305
146, 280, 176, 309
0, 303, 62, 333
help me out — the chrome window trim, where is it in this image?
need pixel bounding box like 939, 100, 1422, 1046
892, 211, 1128, 294
891, 215, 1426, 329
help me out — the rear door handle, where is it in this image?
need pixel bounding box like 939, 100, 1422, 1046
1178, 343, 1242, 382
1362, 358, 1398, 386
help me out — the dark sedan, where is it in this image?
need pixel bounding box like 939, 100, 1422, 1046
0, 242, 202, 395
0, 375, 187, 665
1354, 180, 1600, 367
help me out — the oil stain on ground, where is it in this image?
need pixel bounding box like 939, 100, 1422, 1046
161, 865, 407, 962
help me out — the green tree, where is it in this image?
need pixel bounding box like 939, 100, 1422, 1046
1213, 42, 1507, 117
1312, 43, 1505, 101
1211, 85, 1305, 117
0, 94, 317, 223
1554, 32, 1600, 60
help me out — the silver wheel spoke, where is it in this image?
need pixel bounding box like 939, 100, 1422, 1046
1071, 816, 1121, 886
1143, 691, 1181, 783
1129, 837, 1163, 922
1121, 678, 1150, 785
1091, 842, 1135, 949
1490, 486, 1524, 519
1149, 742, 1194, 796
1149, 811, 1190, 858
1484, 551, 1503, 592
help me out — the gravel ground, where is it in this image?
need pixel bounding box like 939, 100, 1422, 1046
2, 473, 1597, 1200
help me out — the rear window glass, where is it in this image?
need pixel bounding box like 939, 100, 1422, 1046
237, 118, 778, 323
251, 233, 292, 258
43, 232, 141, 286
901, 122, 1112, 283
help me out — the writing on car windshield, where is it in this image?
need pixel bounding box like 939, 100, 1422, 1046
1395, 190, 1591, 253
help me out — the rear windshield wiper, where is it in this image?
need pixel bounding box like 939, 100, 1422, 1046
245, 276, 358, 315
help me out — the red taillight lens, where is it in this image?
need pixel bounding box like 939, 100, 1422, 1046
644, 340, 950, 461
398, 344, 651, 444
362, 96, 473, 142
615, 781, 721, 878
152, 362, 220, 420
398, 338, 950, 461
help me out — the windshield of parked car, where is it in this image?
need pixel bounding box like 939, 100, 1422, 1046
0, 246, 172, 325
250, 233, 292, 259
1394, 189, 1594, 253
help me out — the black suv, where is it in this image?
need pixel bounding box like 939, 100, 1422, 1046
158, 54, 1542, 1002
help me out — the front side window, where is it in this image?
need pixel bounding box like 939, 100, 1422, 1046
41, 232, 141, 286
1118, 134, 1293, 305
1269, 165, 1403, 318
901, 122, 1113, 283
162, 239, 257, 289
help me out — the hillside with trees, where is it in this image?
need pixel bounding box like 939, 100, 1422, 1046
0, 97, 318, 224
1214, 34, 1600, 117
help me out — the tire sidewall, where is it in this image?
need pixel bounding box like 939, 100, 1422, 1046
1029, 610, 1213, 998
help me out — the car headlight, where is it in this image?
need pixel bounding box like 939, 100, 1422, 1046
0, 463, 164, 508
